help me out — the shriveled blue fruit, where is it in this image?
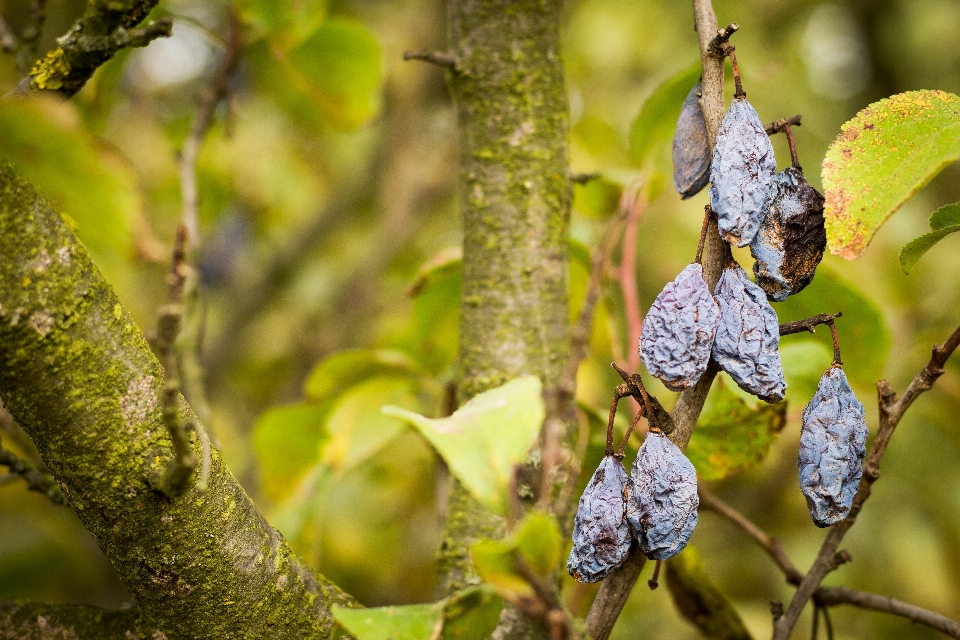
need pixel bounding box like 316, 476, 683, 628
567, 455, 632, 582
750, 167, 826, 301
712, 264, 786, 402
640, 263, 720, 391
673, 83, 711, 199
799, 366, 867, 527
627, 432, 698, 561
708, 97, 776, 247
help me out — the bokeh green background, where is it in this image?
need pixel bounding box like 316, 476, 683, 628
0, 0, 958, 638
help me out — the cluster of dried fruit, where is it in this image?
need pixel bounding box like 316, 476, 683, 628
567, 379, 699, 582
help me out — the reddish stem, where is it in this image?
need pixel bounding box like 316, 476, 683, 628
617, 188, 647, 417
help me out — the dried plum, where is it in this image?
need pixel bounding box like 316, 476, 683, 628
673, 83, 711, 199
711, 264, 786, 402
627, 432, 698, 561
567, 455, 632, 582
708, 97, 776, 247
798, 366, 867, 527
750, 166, 826, 301
640, 263, 721, 391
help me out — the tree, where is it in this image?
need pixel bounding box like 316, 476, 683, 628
1, 0, 960, 639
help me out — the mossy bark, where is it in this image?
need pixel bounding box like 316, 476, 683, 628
439, 0, 572, 635
0, 162, 356, 639
0, 601, 154, 639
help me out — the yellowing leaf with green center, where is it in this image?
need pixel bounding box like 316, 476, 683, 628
686, 378, 786, 481
252, 402, 330, 502
304, 349, 427, 403
471, 539, 535, 600
236, 0, 328, 51
383, 377, 544, 515
899, 202, 960, 273
823, 90, 960, 259
512, 510, 563, 576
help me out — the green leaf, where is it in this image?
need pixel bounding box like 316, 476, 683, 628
284, 18, 382, 129
252, 402, 330, 502
323, 376, 420, 474
409, 252, 461, 375
512, 511, 563, 576
629, 63, 702, 167
573, 177, 622, 219
775, 263, 890, 389
0, 97, 142, 285
304, 349, 426, 403
899, 202, 960, 273
823, 90, 960, 260
686, 378, 787, 481
441, 586, 504, 640
383, 377, 545, 515
779, 340, 835, 406
333, 603, 442, 640
471, 539, 534, 600
665, 546, 752, 640
236, 0, 328, 51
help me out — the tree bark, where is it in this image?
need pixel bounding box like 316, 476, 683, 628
438, 0, 572, 636
0, 161, 356, 639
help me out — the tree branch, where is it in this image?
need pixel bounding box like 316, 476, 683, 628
699, 485, 960, 639
403, 49, 459, 70
0, 439, 67, 505
24, 0, 170, 98
1, 601, 154, 639
584, 2, 729, 635
0, 161, 357, 637
764, 114, 802, 135
778, 312, 842, 336
773, 322, 960, 639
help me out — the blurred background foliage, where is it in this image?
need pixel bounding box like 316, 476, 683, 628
0, 0, 958, 638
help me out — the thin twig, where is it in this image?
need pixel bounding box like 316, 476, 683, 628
615, 182, 648, 417
764, 114, 803, 135
155, 226, 197, 496
773, 323, 960, 638
403, 50, 459, 70
778, 312, 842, 336
571, 172, 601, 185
721, 42, 744, 97
707, 23, 739, 56
702, 484, 960, 639
0, 439, 66, 505
695, 205, 712, 265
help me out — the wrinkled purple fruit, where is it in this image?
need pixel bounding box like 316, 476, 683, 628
627, 432, 698, 561
673, 83, 711, 199
567, 455, 632, 582
640, 263, 721, 391
712, 264, 786, 402
799, 366, 868, 527
750, 166, 827, 302
709, 97, 776, 247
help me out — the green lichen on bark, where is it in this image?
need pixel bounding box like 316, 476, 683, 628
0, 601, 154, 639
438, 1, 572, 636
27, 0, 171, 97
0, 161, 356, 638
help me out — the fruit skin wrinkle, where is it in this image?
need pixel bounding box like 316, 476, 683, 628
712, 264, 786, 403
709, 96, 777, 248
627, 432, 699, 561
566, 455, 633, 583
640, 263, 720, 391
673, 83, 712, 200
798, 366, 868, 528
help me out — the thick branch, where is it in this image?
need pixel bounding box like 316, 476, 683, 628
773, 323, 960, 638
585, 3, 728, 636
0, 161, 356, 638
1, 601, 154, 639
25, 1, 169, 98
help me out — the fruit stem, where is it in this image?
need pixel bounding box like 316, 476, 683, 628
828, 320, 843, 366
721, 43, 745, 97
783, 123, 801, 170
695, 205, 713, 265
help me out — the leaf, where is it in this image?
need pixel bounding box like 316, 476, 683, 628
665, 546, 753, 640
252, 402, 330, 502
899, 202, 960, 273
471, 539, 534, 600
573, 177, 622, 219
409, 253, 461, 375
686, 378, 787, 481
629, 63, 702, 167
383, 377, 545, 515
323, 376, 420, 474
775, 263, 889, 388
511, 511, 563, 576
441, 586, 504, 640
779, 340, 835, 406
304, 349, 426, 403
822, 90, 960, 260
284, 18, 382, 129
236, 0, 328, 51
0, 96, 142, 285
333, 603, 442, 640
